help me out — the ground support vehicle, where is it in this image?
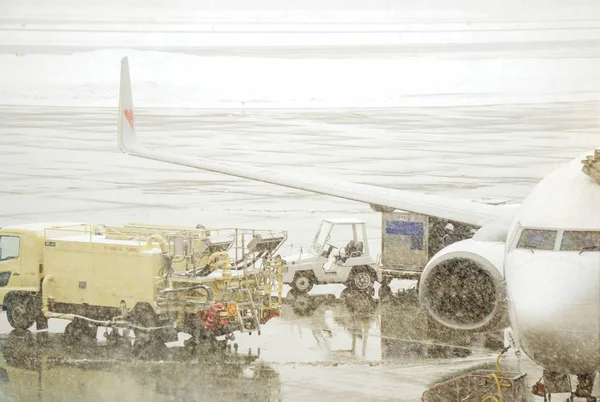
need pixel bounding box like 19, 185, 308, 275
282, 214, 431, 294
0, 222, 286, 347
282, 218, 382, 293
421, 369, 528, 402
282, 212, 476, 299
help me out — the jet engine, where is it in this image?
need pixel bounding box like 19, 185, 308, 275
419, 238, 507, 332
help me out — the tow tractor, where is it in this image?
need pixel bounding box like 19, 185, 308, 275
282, 218, 381, 293
282, 212, 431, 294
0, 222, 286, 348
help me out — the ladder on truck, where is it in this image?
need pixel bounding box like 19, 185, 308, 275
150, 225, 287, 334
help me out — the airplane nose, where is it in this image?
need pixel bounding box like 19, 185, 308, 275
508, 255, 600, 372
510, 256, 596, 322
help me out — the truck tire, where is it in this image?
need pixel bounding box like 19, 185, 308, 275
291, 272, 314, 293
349, 267, 375, 292
6, 294, 35, 331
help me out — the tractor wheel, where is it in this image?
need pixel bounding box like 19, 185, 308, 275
350, 268, 374, 292
6, 294, 35, 331
291, 272, 314, 293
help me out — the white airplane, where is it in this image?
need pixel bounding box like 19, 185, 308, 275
117, 57, 600, 398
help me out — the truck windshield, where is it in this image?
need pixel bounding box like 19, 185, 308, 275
0, 236, 20, 261
560, 231, 600, 251
310, 222, 332, 254
517, 229, 557, 251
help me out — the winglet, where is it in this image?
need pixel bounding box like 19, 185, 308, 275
118, 57, 139, 154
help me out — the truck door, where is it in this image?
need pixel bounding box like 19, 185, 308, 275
20, 237, 41, 289
0, 235, 22, 292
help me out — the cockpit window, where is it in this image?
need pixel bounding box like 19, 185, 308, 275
560, 231, 600, 251
517, 229, 557, 250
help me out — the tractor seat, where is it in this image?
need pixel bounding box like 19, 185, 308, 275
351, 241, 364, 257
344, 240, 356, 256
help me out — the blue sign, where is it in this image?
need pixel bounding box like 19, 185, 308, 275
386, 220, 424, 250
385, 220, 424, 236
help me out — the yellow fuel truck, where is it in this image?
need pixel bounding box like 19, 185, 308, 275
0, 222, 285, 345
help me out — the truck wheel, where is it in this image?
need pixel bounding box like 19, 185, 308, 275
6, 295, 35, 331
350, 268, 374, 292
291, 272, 313, 293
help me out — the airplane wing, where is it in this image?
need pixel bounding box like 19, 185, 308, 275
117, 57, 519, 227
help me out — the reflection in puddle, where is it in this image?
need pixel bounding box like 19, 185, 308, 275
0, 330, 281, 402
285, 287, 504, 363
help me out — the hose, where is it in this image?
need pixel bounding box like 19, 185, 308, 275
496, 348, 507, 378
159, 284, 213, 300
480, 374, 502, 402
147, 234, 168, 254
232, 250, 267, 270
158, 255, 173, 278
480, 348, 512, 402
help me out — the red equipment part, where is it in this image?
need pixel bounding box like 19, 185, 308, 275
260, 309, 280, 324
198, 302, 228, 331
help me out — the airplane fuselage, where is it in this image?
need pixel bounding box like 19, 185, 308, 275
505, 155, 600, 373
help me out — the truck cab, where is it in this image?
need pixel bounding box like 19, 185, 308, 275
0, 223, 81, 330
0, 225, 49, 295
282, 218, 380, 293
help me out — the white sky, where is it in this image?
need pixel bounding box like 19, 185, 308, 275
3, 0, 599, 21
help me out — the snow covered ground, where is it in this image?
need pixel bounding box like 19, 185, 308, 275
2, 49, 600, 108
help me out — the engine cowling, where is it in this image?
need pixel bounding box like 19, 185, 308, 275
419, 238, 507, 332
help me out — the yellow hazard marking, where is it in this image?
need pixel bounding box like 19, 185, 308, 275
227, 302, 238, 316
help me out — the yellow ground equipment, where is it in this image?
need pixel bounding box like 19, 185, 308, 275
0, 222, 285, 345
421, 370, 528, 402
421, 350, 528, 402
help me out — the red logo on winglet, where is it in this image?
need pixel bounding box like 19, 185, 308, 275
124, 109, 134, 131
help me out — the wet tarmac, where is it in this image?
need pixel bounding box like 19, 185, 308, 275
0, 289, 506, 402
0, 329, 281, 401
